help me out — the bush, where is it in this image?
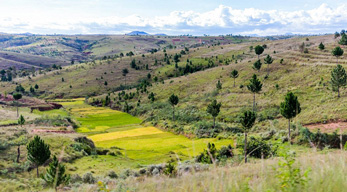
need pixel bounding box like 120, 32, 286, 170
237, 137, 278, 159
298, 128, 347, 149
107, 170, 118, 179
163, 163, 176, 177
82, 172, 95, 184
193, 121, 221, 138
196, 143, 234, 164
0, 140, 9, 150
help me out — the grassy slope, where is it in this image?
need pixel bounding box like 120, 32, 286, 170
103, 35, 347, 131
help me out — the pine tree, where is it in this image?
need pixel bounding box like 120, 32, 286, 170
264, 55, 273, 76
339, 33, 347, 45
247, 74, 262, 112
230, 70, 239, 87
13, 93, 22, 117
27, 136, 51, 177
42, 155, 70, 190
18, 115, 25, 127
168, 94, 179, 121
255, 45, 264, 60
253, 60, 262, 71
280, 92, 301, 144
331, 64, 347, 98
239, 110, 256, 163
332, 47, 344, 64
122, 68, 129, 86
216, 80, 222, 90
207, 100, 222, 128
318, 42, 325, 50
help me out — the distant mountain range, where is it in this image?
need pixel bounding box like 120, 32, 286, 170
126, 31, 167, 36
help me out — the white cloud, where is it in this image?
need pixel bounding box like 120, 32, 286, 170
0, 3, 346, 35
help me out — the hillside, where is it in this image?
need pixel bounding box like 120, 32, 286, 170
0, 35, 256, 98
86, 35, 347, 131
0, 33, 251, 70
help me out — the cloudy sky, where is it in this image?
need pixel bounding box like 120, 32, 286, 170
0, 0, 346, 36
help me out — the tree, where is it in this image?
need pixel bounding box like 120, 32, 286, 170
239, 110, 256, 163
264, 55, 273, 76
148, 92, 155, 102
332, 47, 344, 64
27, 136, 51, 177
280, 92, 301, 144
335, 32, 340, 39
318, 42, 325, 50
207, 100, 222, 128
122, 68, 129, 86
216, 80, 222, 90
34, 84, 39, 89
255, 45, 264, 60
331, 64, 347, 98
339, 33, 347, 45
30, 86, 35, 93
13, 93, 22, 117
104, 81, 108, 86
18, 115, 25, 127
168, 94, 179, 121
247, 74, 262, 112
230, 70, 239, 87
173, 54, 180, 65
253, 60, 262, 71
42, 155, 70, 190
11, 135, 28, 163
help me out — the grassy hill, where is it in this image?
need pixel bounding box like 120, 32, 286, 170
86, 35, 347, 132
0, 33, 253, 70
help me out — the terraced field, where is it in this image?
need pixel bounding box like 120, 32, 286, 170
59, 99, 233, 172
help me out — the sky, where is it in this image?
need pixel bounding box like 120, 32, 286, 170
0, 0, 346, 36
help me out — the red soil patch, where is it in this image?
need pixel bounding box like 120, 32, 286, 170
305, 120, 347, 133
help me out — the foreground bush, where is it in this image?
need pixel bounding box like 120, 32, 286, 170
237, 137, 278, 159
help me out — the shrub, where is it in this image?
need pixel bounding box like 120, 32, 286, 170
82, 172, 95, 184
163, 163, 176, 177
196, 143, 234, 164
193, 121, 221, 138
107, 170, 118, 179
0, 140, 9, 150
237, 137, 278, 159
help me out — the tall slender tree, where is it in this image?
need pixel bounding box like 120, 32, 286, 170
122, 68, 129, 86
332, 47, 344, 64
230, 70, 239, 87
331, 64, 347, 98
239, 110, 256, 163
207, 100, 222, 128
255, 45, 265, 60
13, 93, 22, 117
264, 55, 274, 76
247, 74, 262, 112
27, 136, 51, 177
168, 94, 179, 121
280, 92, 301, 144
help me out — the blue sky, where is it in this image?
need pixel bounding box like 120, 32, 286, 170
0, 0, 346, 35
